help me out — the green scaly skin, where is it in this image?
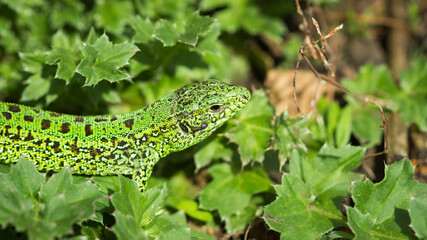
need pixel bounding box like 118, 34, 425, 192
0, 80, 250, 191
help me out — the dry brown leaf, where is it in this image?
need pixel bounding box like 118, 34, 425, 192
265, 69, 335, 117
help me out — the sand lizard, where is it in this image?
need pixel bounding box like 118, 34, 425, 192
0, 80, 250, 191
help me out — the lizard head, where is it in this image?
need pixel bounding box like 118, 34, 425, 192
169, 80, 250, 152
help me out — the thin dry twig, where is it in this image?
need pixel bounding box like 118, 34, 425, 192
292, 0, 345, 115
244, 222, 253, 240
363, 97, 389, 159
293, 46, 304, 114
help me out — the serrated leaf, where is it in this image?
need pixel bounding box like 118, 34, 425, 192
76, 34, 139, 86
0, 157, 44, 198
93, 0, 133, 34
0, 159, 104, 240
113, 211, 149, 240
199, 163, 270, 223
298, 145, 364, 209
153, 11, 214, 47
153, 20, 180, 46
45, 31, 81, 83
145, 211, 190, 240
111, 176, 166, 226
266, 146, 364, 238
180, 12, 215, 46
272, 112, 309, 167
409, 197, 427, 238
263, 174, 336, 239
346, 207, 374, 240
226, 90, 274, 165
50, 0, 85, 30
342, 63, 399, 99
348, 159, 427, 239
129, 16, 155, 43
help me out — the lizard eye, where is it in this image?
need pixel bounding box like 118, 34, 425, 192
179, 123, 190, 134
210, 104, 222, 112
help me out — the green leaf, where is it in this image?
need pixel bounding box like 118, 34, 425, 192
45, 31, 81, 83
194, 136, 234, 169
76, 34, 139, 86
50, 0, 85, 30
21, 75, 51, 102
164, 172, 212, 222
0, 19, 20, 53
299, 145, 364, 206
111, 176, 166, 226
93, 0, 133, 34
153, 11, 215, 47
342, 63, 399, 99
335, 106, 352, 148
0, 157, 44, 198
180, 12, 215, 46
201, 0, 286, 40
400, 57, 427, 94
346, 207, 373, 240
0, 159, 104, 240
226, 90, 274, 165
145, 211, 190, 240
92, 176, 120, 193
190, 229, 216, 240
199, 163, 270, 231
397, 57, 427, 132
409, 197, 427, 239
272, 112, 309, 167
225, 202, 258, 233
129, 16, 156, 43
266, 145, 365, 238
350, 103, 383, 148
113, 211, 149, 240
263, 174, 335, 239
348, 159, 427, 239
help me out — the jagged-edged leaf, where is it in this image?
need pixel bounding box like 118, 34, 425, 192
153, 11, 215, 47
113, 211, 149, 240
145, 211, 190, 240
226, 90, 274, 165
272, 112, 309, 167
199, 163, 270, 232
348, 159, 427, 239
93, 0, 133, 34
45, 31, 81, 83
0, 159, 104, 240
76, 34, 139, 86
264, 174, 336, 239
111, 176, 166, 226
129, 16, 155, 43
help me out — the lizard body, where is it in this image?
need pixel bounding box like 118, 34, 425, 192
0, 80, 250, 191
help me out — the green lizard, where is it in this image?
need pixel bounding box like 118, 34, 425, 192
0, 80, 250, 191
